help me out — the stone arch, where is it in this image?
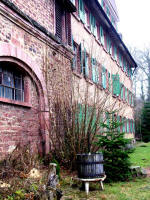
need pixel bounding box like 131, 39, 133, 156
0, 43, 50, 155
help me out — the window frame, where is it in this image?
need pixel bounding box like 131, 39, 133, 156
0, 67, 24, 102
0, 63, 31, 108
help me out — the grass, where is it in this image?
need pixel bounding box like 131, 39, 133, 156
60, 142, 150, 200
130, 142, 150, 167
61, 175, 150, 200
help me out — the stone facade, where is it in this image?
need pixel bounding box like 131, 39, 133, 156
0, 0, 73, 158
71, 0, 136, 139
0, 0, 136, 158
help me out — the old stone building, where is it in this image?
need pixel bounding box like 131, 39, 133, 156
0, 0, 75, 158
0, 0, 136, 158
71, 0, 136, 139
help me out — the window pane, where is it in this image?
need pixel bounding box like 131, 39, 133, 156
0, 72, 2, 84
3, 72, 14, 87
5, 87, 13, 99
14, 77, 22, 89
15, 89, 22, 101
0, 86, 4, 97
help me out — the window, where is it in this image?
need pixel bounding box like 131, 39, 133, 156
72, 40, 78, 70
102, 67, 106, 89
122, 117, 126, 133
55, 0, 71, 45
0, 63, 24, 101
79, 0, 85, 23
131, 94, 134, 107
79, 43, 83, 73
130, 119, 133, 133
133, 121, 135, 133
85, 9, 89, 27
119, 52, 122, 68
106, 36, 112, 54
112, 74, 120, 96
123, 59, 126, 72
100, 26, 104, 46
90, 13, 96, 36
92, 58, 99, 83
108, 72, 111, 92
113, 45, 117, 61
126, 119, 130, 133
106, 6, 110, 19
83, 50, 89, 77
120, 84, 124, 100
101, 0, 105, 10
127, 63, 130, 76
111, 16, 115, 27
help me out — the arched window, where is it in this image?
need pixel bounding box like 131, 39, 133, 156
0, 62, 24, 101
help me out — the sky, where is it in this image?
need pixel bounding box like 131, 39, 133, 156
115, 0, 150, 49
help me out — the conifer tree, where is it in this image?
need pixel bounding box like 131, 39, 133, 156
141, 102, 150, 142
96, 112, 133, 182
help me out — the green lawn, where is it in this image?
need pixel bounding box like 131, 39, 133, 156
130, 142, 150, 167
61, 175, 150, 200
61, 142, 150, 200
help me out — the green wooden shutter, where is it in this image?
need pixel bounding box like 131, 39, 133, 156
130, 68, 133, 79
129, 92, 131, 105
110, 41, 112, 55
123, 117, 126, 132
84, 49, 89, 77
132, 94, 134, 107
79, 0, 85, 23
127, 63, 130, 76
90, 13, 93, 34
133, 121, 135, 133
106, 112, 110, 129
111, 16, 115, 26
107, 37, 111, 54
106, 6, 110, 18
125, 87, 128, 101
129, 67, 132, 78
117, 115, 120, 132
127, 119, 129, 133
112, 74, 120, 96
101, 0, 104, 9
123, 59, 126, 72
102, 67, 106, 89
92, 59, 99, 83
121, 84, 124, 99
106, 36, 109, 53
114, 45, 117, 61
95, 61, 99, 83
90, 13, 92, 32
90, 14, 96, 35
93, 16, 96, 36
119, 53, 122, 67
100, 26, 104, 46
92, 58, 96, 83
130, 120, 133, 133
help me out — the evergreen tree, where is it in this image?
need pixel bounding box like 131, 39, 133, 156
96, 112, 134, 182
141, 102, 150, 142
